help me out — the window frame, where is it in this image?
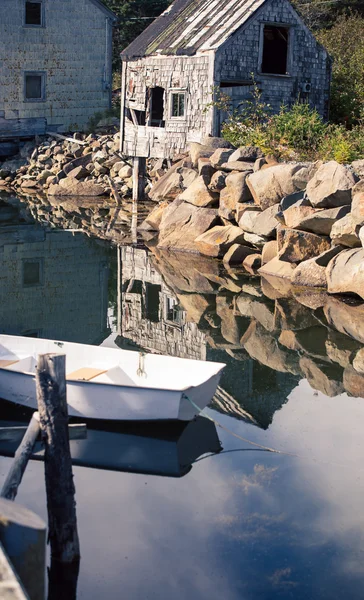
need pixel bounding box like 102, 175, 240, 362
169, 90, 187, 120
258, 22, 292, 78
24, 71, 46, 103
24, 0, 45, 28
22, 258, 44, 288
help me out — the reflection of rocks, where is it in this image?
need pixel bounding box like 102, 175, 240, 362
242, 321, 301, 375
299, 356, 344, 397
343, 366, 364, 397
324, 297, 364, 344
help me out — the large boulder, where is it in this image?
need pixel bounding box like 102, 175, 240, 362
247, 164, 311, 211
351, 180, 364, 227
189, 143, 215, 167
291, 246, 344, 288
139, 201, 169, 231
284, 204, 350, 236
351, 159, 364, 179
63, 153, 93, 175
228, 147, 261, 163
149, 160, 197, 201
330, 213, 360, 247
261, 240, 278, 265
219, 171, 252, 220
258, 256, 297, 280
306, 161, 358, 208
157, 198, 219, 252
179, 176, 219, 208
324, 297, 364, 344
210, 148, 235, 168
326, 248, 364, 299
238, 205, 278, 237
48, 178, 106, 196
220, 161, 253, 173
278, 228, 331, 263
195, 225, 246, 258
223, 244, 257, 265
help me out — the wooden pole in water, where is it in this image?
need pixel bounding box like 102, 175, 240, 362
132, 156, 146, 244
1, 413, 41, 502
36, 354, 80, 564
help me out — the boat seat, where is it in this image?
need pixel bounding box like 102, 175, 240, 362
0, 360, 19, 368
66, 367, 108, 382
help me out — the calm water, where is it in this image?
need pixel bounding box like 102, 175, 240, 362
1, 195, 364, 599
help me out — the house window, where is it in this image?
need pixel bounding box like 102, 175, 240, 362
145, 283, 161, 323
25, 1, 44, 26
148, 87, 165, 127
261, 25, 289, 75
24, 72, 46, 101
165, 297, 183, 325
23, 259, 44, 287
170, 92, 186, 118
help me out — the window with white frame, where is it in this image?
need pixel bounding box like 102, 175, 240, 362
24, 72, 46, 101
170, 92, 186, 119
25, 1, 44, 26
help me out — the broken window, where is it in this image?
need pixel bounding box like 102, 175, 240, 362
171, 92, 186, 118
25, 1, 43, 26
148, 87, 165, 127
145, 283, 161, 323
23, 259, 43, 287
24, 72, 46, 101
261, 25, 289, 75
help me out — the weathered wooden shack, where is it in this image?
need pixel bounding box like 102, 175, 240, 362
0, 0, 115, 142
120, 0, 331, 159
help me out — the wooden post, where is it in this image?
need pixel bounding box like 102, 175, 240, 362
119, 59, 127, 155
0, 497, 46, 600
36, 354, 80, 564
117, 245, 122, 335
1, 413, 40, 502
132, 157, 146, 244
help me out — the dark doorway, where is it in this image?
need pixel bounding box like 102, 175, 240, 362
145, 283, 161, 322
261, 26, 289, 75
149, 87, 165, 127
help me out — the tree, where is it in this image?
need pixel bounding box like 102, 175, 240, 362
103, 0, 172, 75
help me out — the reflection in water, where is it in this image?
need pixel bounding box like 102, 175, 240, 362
1, 201, 364, 599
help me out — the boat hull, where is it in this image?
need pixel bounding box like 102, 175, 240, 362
0, 370, 222, 421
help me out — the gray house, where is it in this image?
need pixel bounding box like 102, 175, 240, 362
0, 0, 115, 141
120, 0, 331, 159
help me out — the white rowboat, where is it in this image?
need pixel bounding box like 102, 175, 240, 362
0, 335, 225, 421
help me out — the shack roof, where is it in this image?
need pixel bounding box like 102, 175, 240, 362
122, 0, 267, 58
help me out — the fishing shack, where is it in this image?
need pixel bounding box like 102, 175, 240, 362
120, 0, 332, 160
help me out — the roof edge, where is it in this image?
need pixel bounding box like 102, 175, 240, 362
88, 0, 117, 21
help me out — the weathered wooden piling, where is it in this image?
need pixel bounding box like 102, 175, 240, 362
1, 414, 41, 502
0, 497, 46, 600
36, 354, 80, 564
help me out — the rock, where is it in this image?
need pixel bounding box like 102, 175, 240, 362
326, 330, 361, 368
283, 201, 317, 229
243, 253, 262, 271
343, 366, 364, 397
253, 158, 267, 171
195, 225, 246, 258
306, 161, 358, 208
260, 274, 294, 299
118, 165, 133, 179
157, 198, 219, 252
198, 159, 215, 181
20, 180, 39, 189
63, 153, 93, 175
210, 148, 235, 168
351, 159, 364, 178
291, 205, 351, 236
176, 294, 211, 325
223, 244, 257, 265
326, 248, 364, 299
291, 246, 344, 288
247, 164, 311, 211
258, 256, 297, 280
179, 175, 219, 208
243, 232, 267, 247
220, 161, 254, 173
48, 178, 106, 197
280, 190, 306, 211
239, 205, 278, 237
36, 170, 53, 182
278, 228, 331, 263
67, 165, 89, 180
330, 213, 360, 247
349, 347, 364, 374
201, 136, 234, 150
324, 297, 364, 345
300, 356, 344, 397
208, 171, 226, 192
228, 147, 261, 163
189, 143, 215, 167
236, 202, 256, 222
219, 171, 252, 220
149, 160, 189, 201
139, 201, 169, 231
262, 240, 278, 265
0, 157, 27, 172
351, 180, 364, 227
360, 226, 364, 247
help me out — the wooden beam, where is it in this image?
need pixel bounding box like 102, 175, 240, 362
0, 423, 87, 444
36, 354, 80, 564
46, 132, 88, 146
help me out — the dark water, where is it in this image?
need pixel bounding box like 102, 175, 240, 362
1, 196, 364, 600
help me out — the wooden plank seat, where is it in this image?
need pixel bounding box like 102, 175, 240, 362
66, 368, 108, 382
0, 360, 19, 368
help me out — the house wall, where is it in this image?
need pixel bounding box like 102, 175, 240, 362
0, 226, 110, 344
0, 0, 113, 136
215, 0, 331, 121
122, 54, 213, 158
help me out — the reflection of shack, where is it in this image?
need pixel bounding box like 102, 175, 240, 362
121, 247, 206, 360
0, 220, 110, 344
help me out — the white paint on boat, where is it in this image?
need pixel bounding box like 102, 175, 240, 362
0, 336, 225, 421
